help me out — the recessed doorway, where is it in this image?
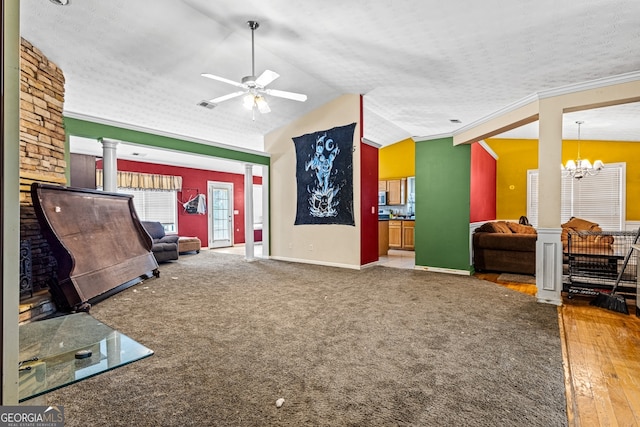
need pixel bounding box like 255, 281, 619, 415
208, 181, 234, 248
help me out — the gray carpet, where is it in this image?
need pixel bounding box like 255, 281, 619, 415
42, 251, 567, 426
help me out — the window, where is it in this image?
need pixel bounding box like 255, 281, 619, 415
527, 162, 626, 231
96, 170, 181, 233
120, 189, 178, 233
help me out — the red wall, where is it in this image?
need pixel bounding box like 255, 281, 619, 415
361, 142, 379, 265
97, 159, 262, 246
360, 95, 379, 265
470, 143, 496, 222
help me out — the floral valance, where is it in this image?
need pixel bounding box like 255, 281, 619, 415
96, 170, 182, 191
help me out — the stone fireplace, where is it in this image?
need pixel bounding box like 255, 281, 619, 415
18, 38, 67, 298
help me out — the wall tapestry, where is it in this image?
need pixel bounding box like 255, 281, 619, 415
293, 122, 356, 226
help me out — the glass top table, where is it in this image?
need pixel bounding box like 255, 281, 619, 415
19, 312, 153, 402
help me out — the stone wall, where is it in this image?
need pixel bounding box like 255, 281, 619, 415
19, 38, 67, 292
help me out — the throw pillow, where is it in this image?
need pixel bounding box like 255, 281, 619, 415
562, 217, 599, 231
475, 222, 496, 233
507, 222, 537, 234
475, 221, 512, 233
493, 221, 512, 234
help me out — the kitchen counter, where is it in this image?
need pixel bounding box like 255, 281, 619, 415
378, 217, 415, 221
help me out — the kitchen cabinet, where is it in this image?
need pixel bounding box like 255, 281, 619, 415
386, 178, 406, 205
402, 220, 415, 250
388, 220, 403, 249
378, 220, 389, 255
378, 180, 388, 192
388, 219, 414, 250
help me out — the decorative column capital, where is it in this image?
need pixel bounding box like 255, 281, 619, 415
99, 138, 119, 150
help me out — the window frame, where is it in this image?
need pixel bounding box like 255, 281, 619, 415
118, 188, 178, 233
526, 162, 626, 231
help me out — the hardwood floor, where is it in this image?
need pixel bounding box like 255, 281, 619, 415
560, 296, 640, 427
476, 272, 640, 427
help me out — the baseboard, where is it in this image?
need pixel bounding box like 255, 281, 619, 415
359, 260, 380, 269
414, 265, 472, 276
269, 255, 362, 270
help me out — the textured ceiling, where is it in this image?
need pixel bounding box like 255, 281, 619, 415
19, 0, 640, 171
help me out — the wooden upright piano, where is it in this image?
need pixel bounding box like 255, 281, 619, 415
31, 183, 159, 311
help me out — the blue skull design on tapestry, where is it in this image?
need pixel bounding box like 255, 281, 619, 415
293, 122, 356, 226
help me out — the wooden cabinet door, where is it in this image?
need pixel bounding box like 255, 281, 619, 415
402, 221, 415, 250
378, 180, 388, 192
387, 180, 400, 205
378, 221, 389, 255
388, 220, 402, 248
386, 179, 406, 205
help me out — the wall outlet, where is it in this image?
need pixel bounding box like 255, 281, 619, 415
308, 244, 313, 251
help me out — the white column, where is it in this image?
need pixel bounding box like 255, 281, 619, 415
536, 101, 564, 306
100, 138, 119, 192
244, 164, 255, 261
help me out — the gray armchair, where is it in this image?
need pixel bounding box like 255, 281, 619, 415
141, 221, 179, 262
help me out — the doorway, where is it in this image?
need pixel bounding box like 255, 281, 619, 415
208, 181, 234, 248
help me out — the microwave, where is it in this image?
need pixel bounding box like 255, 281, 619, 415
378, 191, 387, 206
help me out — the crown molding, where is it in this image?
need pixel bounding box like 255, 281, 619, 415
361, 137, 381, 148
452, 71, 640, 140
477, 140, 498, 160
63, 111, 271, 158
411, 132, 454, 142
537, 70, 640, 99
453, 93, 539, 139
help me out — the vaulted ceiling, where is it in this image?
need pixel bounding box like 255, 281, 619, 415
20, 0, 640, 171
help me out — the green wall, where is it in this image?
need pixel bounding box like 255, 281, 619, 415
415, 137, 471, 272
64, 117, 270, 167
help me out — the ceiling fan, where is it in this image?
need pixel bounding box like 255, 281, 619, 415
201, 20, 307, 116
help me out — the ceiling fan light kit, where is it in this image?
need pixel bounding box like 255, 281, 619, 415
201, 20, 307, 117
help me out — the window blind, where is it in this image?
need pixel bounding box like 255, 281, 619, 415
120, 189, 178, 232
527, 162, 626, 231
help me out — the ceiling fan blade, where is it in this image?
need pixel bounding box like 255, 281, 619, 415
264, 88, 308, 102
210, 91, 246, 104
255, 70, 280, 87
201, 73, 246, 89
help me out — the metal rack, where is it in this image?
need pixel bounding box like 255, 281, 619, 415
563, 230, 639, 299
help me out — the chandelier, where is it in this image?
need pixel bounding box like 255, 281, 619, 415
563, 121, 604, 180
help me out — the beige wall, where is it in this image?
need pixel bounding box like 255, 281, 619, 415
265, 94, 362, 268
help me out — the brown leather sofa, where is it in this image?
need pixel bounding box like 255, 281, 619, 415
472, 221, 537, 275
